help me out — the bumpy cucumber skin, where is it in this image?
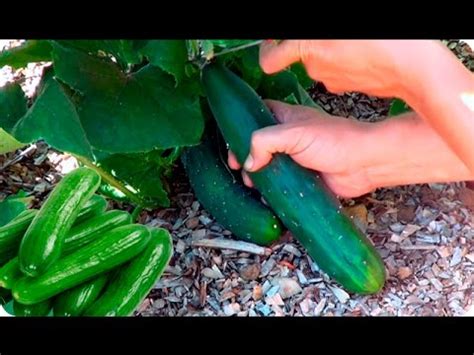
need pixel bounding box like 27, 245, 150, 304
13, 299, 52, 316
0, 258, 22, 289
64, 210, 133, 253
13, 224, 151, 305
74, 194, 108, 225
0, 210, 131, 290
0, 209, 38, 266
19, 167, 102, 277
84, 228, 173, 316
181, 129, 282, 246
202, 63, 386, 294
0, 197, 107, 267
53, 274, 108, 317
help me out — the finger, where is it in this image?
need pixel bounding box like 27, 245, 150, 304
265, 99, 318, 124
243, 124, 301, 172
259, 40, 302, 74
227, 150, 241, 170
242, 171, 254, 188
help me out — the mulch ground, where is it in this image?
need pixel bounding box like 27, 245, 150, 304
0, 40, 472, 316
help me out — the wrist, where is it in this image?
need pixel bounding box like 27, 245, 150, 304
393, 41, 447, 105
359, 113, 473, 190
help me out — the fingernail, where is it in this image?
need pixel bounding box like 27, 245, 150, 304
244, 154, 254, 171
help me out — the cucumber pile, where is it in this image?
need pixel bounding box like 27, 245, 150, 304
0, 167, 173, 317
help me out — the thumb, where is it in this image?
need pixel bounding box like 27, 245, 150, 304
259, 40, 302, 74
243, 123, 302, 172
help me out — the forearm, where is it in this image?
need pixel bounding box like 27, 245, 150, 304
397, 41, 474, 174
361, 112, 474, 189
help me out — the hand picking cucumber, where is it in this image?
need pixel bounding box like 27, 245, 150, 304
84, 227, 173, 316
19, 167, 102, 277
0, 209, 37, 266
74, 194, 108, 225
181, 125, 283, 245
202, 62, 386, 294
13, 224, 151, 305
53, 274, 108, 317
13, 299, 52, 316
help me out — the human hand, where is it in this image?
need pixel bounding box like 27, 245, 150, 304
228, 100, 375, 198
228, 100, 474, 198
259, 40, 443, 100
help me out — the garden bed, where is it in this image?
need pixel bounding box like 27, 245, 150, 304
0, 40, 472, 316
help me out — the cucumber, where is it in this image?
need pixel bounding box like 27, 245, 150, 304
181, 125, 282, 245
201, 62, 386, 294
0, 199, 110, 267
53, 274, 108, 317
84, 227, 173, 316
19, 167, 102, 277
0, 258, 22, 289
64, 210, 133, 253
0, 209, 38, 266
0, 209, 131, 289
74, 194, 108, 225
13, 299, 52, 316
13, 224, 151, 305
0, 288, 12, 305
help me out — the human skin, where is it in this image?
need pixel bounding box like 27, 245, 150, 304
228, 40, 474, 198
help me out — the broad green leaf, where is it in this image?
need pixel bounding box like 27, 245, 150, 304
52, 43, 204, 154
289, 63, 313, 90
240, 46, 263, 89
54, 40, 143, 68
0, 128, 24, 154
0, 40, 52, 69
259, 69, 322, 111
0, 190, 33, 227
11, 76, 93, 159
140, 40, 187, 84
94, 149, 174, 207
0, 82, 27, 132
0, 82, 28, 154
389, 98, 411, 116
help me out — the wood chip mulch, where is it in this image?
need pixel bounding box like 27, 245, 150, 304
0, 39, 472, 317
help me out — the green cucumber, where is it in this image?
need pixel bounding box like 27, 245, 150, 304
0, 199, 110, 267
84, 227, 173, 316
0, 209, 131, 289
181, 125, 282, 245
0, 288, 12, 305
53, 274, 108, 317
202, 62, 386, 294
19, 167, 102, 277
13, 224, 151, 305
64, 210, 133, 253
13, 299, 52, 316
0, 209, 38, 266
74, 194, 108, 225
0, 258, 22, 289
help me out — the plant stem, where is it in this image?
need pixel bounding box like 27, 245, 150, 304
75, 155, 144, 207
131, 206, 143, 222
212, 40, 264, 58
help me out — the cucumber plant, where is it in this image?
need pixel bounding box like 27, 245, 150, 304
1, 39, 392, 294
